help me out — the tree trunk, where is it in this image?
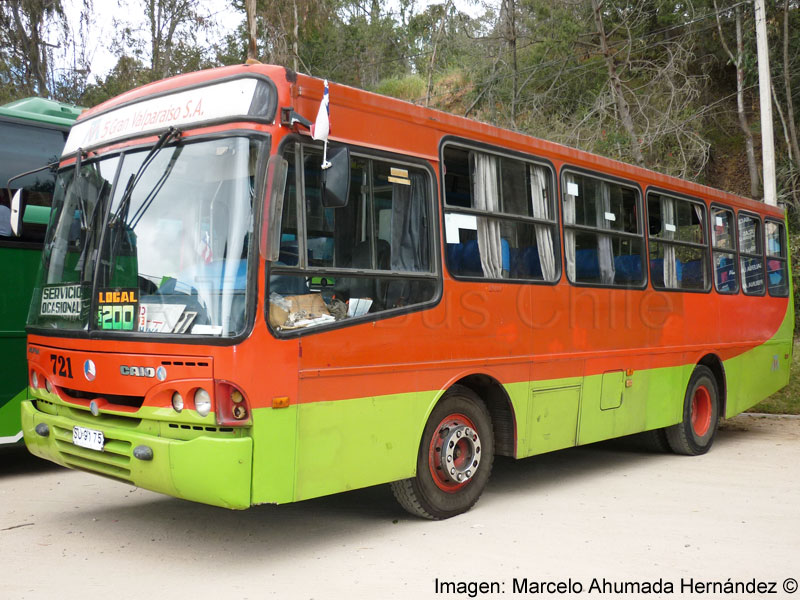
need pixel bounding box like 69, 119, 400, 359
714, 1, 760, 198
246, 0, 258, 61
292, 0, 299, 73
782, 0, 800, 170
9, 0, 50, 96
591, 0, 644, 167
426, 2, 450, 107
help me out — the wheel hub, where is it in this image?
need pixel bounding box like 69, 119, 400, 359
429, 415, 482, 490
691, 385, 712, 437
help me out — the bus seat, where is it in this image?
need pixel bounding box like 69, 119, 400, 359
575, 249, 600, 280
446, 240, 483, 277
613, 254, 642, 283
445, 238, 510, 278
509, 246, 542, 279
679, 260, 703, 287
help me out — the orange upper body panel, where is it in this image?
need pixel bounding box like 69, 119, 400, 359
37, 64, 788, 408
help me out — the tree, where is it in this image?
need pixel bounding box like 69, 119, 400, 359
0, 0, 66, 102
714, 0, 760, 198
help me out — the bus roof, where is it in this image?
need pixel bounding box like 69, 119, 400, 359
73, 63, 782, 218
0, 97, 82, 127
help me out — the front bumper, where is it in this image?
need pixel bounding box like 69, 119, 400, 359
22, 399, 253, 509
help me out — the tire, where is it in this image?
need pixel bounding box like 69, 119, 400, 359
635, 428, 671, 453
665, 365, 720, 456
391, 385, 494, 520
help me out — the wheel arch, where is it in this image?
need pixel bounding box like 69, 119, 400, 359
446, 373, 516, 457
697, 353, 727, 417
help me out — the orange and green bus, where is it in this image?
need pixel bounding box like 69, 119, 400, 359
21, 64, 792, 518
0, 97, 81, 446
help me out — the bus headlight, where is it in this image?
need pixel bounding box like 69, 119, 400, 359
194, 389, 211, 417
31, 371, 39, 388
171, 391, 184, 413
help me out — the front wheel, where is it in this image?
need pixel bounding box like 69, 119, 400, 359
666, 365, 720, 456
391, 385, 494, 519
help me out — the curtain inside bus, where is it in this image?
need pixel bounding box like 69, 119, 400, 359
529, 165, 556, 281
472, 152, 503, 278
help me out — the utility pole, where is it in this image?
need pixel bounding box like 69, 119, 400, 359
754, 0, 776, 205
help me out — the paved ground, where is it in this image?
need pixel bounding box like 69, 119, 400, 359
1, 414, 798, 600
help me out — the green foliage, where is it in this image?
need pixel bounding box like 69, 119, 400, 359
374, 74, 426, 101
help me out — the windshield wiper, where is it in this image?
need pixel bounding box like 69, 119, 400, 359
111, 127, 181, 227
104, 127, 181, 284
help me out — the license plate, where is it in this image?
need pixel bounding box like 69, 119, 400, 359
73, 426, 104, 451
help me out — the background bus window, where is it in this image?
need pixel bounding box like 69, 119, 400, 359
0, 121, 66, 245
647, 192, 709, 291
270, 143, 436, 331
710, 206, 738, 294
443, 146, 558, 282
738, 213, 765, 295
765, 220, 788, 297
562, 172, 643, 286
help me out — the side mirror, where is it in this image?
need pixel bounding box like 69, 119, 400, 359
321, 146, 350, 208
10, 189, 23, 237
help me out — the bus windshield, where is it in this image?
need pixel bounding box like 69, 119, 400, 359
28, 135, 264, 337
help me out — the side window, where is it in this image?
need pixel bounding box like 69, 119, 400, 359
269, 142, 437, 331
738, 213, 765, 295
562, 172, 644, 286
710, 206, 738, 294
443, 146, 559, 282
647, 192, 709, 291
765, 219, 789, 297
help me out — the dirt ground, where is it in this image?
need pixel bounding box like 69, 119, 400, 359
1, 413, 798, 600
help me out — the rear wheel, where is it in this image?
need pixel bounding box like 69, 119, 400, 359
635, 428, 670, 453
666, 365, 720, 456
391, 385, 494, 519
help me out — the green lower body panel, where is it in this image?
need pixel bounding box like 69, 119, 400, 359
0, 388, 25, 444
723, 339, 792, 417
291, 391, 435, 502
21, 400, 253, 509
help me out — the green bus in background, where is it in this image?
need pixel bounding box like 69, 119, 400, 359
0, 97, 81, 445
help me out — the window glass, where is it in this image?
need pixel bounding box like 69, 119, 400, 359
765, 221, 785, 258
649, 242, 707, 290
710, 206, 738, 293
0, 122, 68, 245
738, 214, 760, 255
647, 192, 708, 291
713, 253, 738, 293
270, 143, 435, 331
499, 157, 530, 217
741, 256, 765, 294
444, 147, 558, 282
565, 174, 638, 234
711, 207, 735, 249
29, 136, 260, 338
738, 214, 764, 295
562, 172, 644, 286
765, 220, 788, 297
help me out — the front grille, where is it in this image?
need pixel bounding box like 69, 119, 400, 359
52, 424, 133, 482
60, 387, 145, 409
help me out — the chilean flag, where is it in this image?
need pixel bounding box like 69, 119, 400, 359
311, 80, 330, 142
